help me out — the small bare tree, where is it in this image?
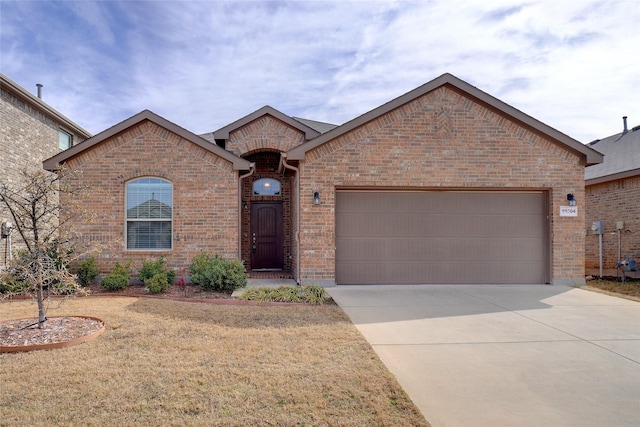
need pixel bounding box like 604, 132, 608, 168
0, 166, 92, 328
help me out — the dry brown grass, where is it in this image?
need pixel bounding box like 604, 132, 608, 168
0, 297, 429, 426
583, 278, 640, 301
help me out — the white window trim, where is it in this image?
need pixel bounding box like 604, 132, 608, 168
125, 177, 173, 251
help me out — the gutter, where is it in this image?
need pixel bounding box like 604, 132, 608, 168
238, 163, 255, 260
278, 153, 301, 286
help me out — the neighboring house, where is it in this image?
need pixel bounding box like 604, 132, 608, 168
585, 118, 640, 278
1, 73, 91, 267
44, 73, 602, 286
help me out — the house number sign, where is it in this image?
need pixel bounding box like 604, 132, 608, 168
559, 206, 578, 217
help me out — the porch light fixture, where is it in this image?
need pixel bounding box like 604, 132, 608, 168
1, 221, 13, 238
567, 194, 576, 206
2, 221, 14, 263
313, 191, 321, 205
242, 200, 248, 210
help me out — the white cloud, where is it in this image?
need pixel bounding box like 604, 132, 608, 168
1, 0, 638, 142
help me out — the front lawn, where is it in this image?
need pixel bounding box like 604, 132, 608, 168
582, 278, 640, 301
0, 297, 429, 426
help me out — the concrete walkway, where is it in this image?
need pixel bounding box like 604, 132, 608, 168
327, 285, 640, 427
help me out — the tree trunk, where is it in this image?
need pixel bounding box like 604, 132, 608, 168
36, 285, 46, 328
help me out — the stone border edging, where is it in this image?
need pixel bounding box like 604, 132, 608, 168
0, 315, 105, 353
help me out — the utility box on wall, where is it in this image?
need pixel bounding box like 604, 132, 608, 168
591, 221, 604, 235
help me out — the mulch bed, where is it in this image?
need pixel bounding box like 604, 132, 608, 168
85, 282, 232, 299
0, 316, 104, 348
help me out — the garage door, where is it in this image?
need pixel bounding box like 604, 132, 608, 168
335, 191, 548, 284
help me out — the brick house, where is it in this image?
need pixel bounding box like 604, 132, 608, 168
44, 73, 602, 286
585, 118, 639, 278
1, 73, 91, 267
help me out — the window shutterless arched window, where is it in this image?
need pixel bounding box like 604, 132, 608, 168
253, 178, 281, 195
126, 177, 172, 250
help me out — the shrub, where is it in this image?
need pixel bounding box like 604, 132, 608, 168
139, 257, 176, 284
77, 257, 100, 286
145, 272, 170, 294
189, 252, 212, 287
189, 253, 247, 292
101, 260, 131, 291
100, 274, 128, 291
0, 279, 30, 295
301, 285, 328, 305
238, 285, 327, 305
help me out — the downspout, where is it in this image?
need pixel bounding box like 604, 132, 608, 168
238, 163, 255, 260
279, 153, 301, 286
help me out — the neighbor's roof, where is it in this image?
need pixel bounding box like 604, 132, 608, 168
286, 73, 603, 166
43, 110, 252, 171
585, 124, 640, 184
1, 73, 92, 139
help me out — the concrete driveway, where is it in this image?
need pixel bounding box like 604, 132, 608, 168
326, 285, 640, 427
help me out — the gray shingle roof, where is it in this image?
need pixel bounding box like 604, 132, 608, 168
292, 117, 338, 134
585, 124, 640, 182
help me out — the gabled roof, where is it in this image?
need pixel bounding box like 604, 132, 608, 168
286, 73, 603, 166
43, 110, 251, 171
127, 198, 172, 219
585, 124, 640, 185
1, 73, 92, 139
213, 106, 321, 140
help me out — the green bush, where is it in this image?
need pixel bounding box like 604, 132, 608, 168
100, 274, 128, 291
301, 285, 328, 305
77, 257, 100, 286
145, 272, 170, 294
189, 253, 247, 292
238, 285, 327, 305
0, 279, 30, 295
139, 257, 176, 284
101, 260, 131, 291
189, 252, 212, 286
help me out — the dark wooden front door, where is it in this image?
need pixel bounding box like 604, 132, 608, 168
251, 202, 283, 270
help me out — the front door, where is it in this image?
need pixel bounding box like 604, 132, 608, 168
251, 202, 283, 270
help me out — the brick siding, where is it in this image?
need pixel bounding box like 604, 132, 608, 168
240, 151, 294, 273
585, 176, 640, 273
298, 86, 586, 284
1, 86, 86, 266
227, 115, 306, 156
60, 120, 240, 275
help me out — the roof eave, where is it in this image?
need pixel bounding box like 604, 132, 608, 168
586, 168, 640, 186
287, 73, 604, 165
213, 106, 320, 141
1, 73, 92, 139
43, 110, 251, 172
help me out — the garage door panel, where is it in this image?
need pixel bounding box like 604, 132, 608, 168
336, 191, 548, 285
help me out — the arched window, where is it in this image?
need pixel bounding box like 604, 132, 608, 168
126, 177, 172, 250
253, 178, 281, 195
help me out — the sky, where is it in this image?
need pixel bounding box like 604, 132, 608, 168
1, 0, 639, 144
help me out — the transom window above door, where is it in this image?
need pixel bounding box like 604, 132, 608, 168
253, 178, 281, 195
